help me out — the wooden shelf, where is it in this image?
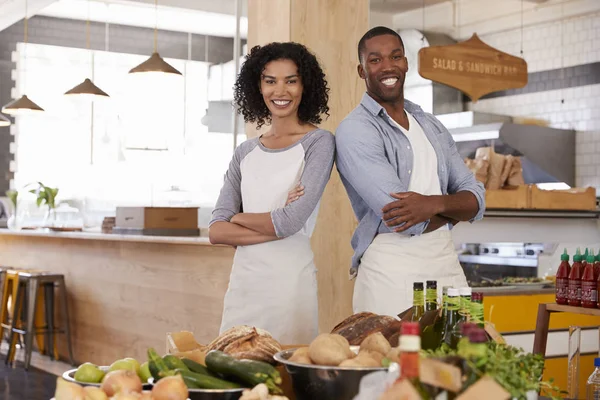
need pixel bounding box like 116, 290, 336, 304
533, 303, 600, 356
545, 303, 600, 317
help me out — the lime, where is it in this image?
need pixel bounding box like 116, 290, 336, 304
124, 357, 141, 375
74, 362, 105, 383
139, 361, 152, 383
108, 359, 137, 373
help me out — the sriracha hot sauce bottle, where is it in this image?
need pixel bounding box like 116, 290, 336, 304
568, 248, 584, 307
556, 249, 570, 305
582, 254, 598, 308
593, 249, 600, 281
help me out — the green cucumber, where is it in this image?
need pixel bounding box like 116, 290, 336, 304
181, 358, 217, 377
148, 360, 161, 382
147, 348, 174, 380
205, 350, 282, 394
175, 369, 242, 390
163, 355, 189, 371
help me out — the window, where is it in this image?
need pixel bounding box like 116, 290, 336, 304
12, 42, 243, 214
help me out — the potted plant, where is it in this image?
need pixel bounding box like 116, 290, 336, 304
5, 189, 20, 230
28, 182, 59, 227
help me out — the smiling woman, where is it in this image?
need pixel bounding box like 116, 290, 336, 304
233, 42, 329, 129
209, 42, 334, 345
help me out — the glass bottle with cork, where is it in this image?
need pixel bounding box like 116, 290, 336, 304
425, 280, 438, 312
470, 292, 484, 327
442, 288, 460, 346
568, 248, 584, 307
410, 282, 425, 322
582, 252, 597, 308
555, 249, 570, 305
449, 287, 472, 348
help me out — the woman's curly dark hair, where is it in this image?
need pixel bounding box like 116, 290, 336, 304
234, 42, 330, 129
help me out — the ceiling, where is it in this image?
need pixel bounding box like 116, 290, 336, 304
369, 0, 450, 13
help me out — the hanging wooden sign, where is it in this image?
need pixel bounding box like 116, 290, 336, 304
418, 33, 528, 102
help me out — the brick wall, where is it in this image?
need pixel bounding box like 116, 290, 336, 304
469, 12, 600, 189
0, 15, 238, 195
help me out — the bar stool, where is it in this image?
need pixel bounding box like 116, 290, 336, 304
1, 267, 57, 357
0, 268, 5, 340
5, 271, 74, 369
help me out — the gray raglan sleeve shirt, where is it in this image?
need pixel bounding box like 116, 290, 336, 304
270, 130, 335, 238
210, 130, 335, 238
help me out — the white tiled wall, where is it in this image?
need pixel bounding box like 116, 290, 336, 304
479, 13, 600, 73
467, 13, 600, 189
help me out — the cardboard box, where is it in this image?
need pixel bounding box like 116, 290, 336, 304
115, 207, 198, 230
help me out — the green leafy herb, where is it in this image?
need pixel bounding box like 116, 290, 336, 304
27, 182, 59, 209
423, 342, 565, 399
6, 190, 17, 209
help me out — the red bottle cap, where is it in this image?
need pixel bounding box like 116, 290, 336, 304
472, 292, 484, 301
401, 321, 420, 336
461, 323, 477, 335
468, 328, 489, 343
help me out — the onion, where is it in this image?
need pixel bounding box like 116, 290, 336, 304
139, 391, 153, 400
100, 370, 142, 397
82, 386, 108, 400
109, 393, 142, 400
151, 375, 188, 400
54, 377, 85, 400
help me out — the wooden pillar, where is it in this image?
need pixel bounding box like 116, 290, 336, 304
247, 0, 368, 332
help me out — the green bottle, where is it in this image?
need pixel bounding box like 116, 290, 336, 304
425, 280, 438, 312
470, 292, 484, 328
410, 282, 425, 322
459, 287, 472, 321
460, 327, 489, 390
442, 288, 460, 346
449, 287, 472, 348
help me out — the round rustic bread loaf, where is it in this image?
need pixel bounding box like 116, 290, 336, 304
207, 326, 282, 364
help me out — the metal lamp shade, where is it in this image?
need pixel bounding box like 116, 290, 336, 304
64, 78, 109, 97
128, 52, 182, 75
0, 113, 10, 127
2, 94, 44, 115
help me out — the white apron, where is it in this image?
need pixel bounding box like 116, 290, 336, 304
353, 230, 468, 316
353, 112, 467, 317
219, 141, 320, 345
220, 234, 318, 344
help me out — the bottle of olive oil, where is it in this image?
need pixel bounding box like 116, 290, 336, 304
425, 280, 438, 311
410, 282, 425, 322
442, 288, 460, 346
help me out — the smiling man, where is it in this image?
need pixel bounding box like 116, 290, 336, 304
335, 27, 486, 316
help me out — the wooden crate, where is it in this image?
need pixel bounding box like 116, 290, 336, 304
530, 186, 597, 210
485, 185, 530, 209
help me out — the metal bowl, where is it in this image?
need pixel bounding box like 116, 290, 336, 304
273, 347, 386, 400
148, 378, 245, 400
62, 366, 151, 389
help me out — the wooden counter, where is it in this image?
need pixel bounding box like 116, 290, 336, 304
0, 229, 235, 366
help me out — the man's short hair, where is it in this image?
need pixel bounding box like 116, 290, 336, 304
357, 26, 404, 62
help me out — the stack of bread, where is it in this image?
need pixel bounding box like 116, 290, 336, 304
464, 147, 524, 190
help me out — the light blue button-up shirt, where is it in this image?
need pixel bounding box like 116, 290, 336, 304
336, 93, 486, 277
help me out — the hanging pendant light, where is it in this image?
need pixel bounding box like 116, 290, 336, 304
128, 0, 182, 76
2, 95, 44, 114
64, 2, 110, 99
0, 113, 10, 127
65, 78, 109, 98
2, 0, 45, 115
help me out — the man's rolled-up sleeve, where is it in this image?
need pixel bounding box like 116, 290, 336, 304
336, 118, 430, 236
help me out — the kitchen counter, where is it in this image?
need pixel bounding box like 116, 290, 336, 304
0, 227, 235, 366
477, 286, 555, 296
0, 228, 215, 246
